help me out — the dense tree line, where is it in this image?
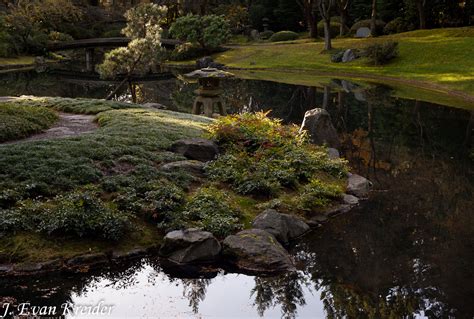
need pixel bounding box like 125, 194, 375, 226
0, 0, 472, 57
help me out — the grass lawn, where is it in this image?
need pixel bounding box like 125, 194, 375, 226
0, 56, 36, 66
214, 27, 474, 102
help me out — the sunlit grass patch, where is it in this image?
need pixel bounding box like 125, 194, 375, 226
213, 27, 474, 98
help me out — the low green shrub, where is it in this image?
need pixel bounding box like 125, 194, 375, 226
260, 30, 274, 40
364, 41, 399, 65
0, 104, 58, 142
297, 178, 343, 210
383, 17, 415, 35
169, 43, 210, 61
269, 31, 299, 42
158, 187, 242, 238
206, 112, 348, 197
26, 31, 49, 55
350, 19, 386, 35
2, 189, 130, 240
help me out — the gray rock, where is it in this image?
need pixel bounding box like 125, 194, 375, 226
342, 49, 356, 63
324, 204, 352, 217
331, 51, 344, 63
35, 56, 46, 65
252, 209, 310, 244
222, 229, 294, 273
300, 108, 340, 148
66, 253, 108, 267
343, 194, 359, 206
250, 29, 260, 40
0, 264, 13, 275
347, 173, 372, 198
208, 62, 226, 70
13, 262, 43, 273
160, 160, 205, 176
196, 56, 214, 68
355, 27, 371, 38
169, 138, 219, 162
112, 248, 147, 260
160, 229, 221, 264
328, 148, 340, 159
309, 214, 329, 224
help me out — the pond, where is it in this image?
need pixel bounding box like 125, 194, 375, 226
0, 66, 473, 318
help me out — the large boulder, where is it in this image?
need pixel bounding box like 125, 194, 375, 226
252, 209, 310, 245
347, 173, 372, 198
300, 108, 340, 148
169, 138, 219, 162
222, 229, 294, 273
160, 229, 221, 264
355, 27, 371, 38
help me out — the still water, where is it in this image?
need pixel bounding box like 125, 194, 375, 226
0, 67, 472, 318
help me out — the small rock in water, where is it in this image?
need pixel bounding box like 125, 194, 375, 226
160, 229, 221, 264
222, 229, 294, 274
347, 174, 372, 198
343, 194, 359, 205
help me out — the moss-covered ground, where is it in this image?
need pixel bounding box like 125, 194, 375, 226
0, 98, 210, 263
0, 98, 348, 265
0, 103, 59, 142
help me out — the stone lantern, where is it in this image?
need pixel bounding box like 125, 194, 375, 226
184, 68, 234, 117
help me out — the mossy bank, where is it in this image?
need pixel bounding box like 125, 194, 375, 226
0, 97, 353, 275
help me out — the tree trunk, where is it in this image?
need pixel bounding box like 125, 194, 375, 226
417, 0, 427, 29
323, 19, 332, 50
106, 77, 128, 101
322, 86, 331, 109
339, 0, 349, 36
370, 0, 377, 36
129, 81, 137, 104
308, 11, 318, 38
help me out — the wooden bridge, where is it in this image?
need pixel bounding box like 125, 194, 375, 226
47, 37, 182, 72
47, 37, 182, 51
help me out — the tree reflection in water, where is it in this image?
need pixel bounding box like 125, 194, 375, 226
251, 271, 310, 319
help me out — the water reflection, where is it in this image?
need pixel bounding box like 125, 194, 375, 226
0, 69, 472, 318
